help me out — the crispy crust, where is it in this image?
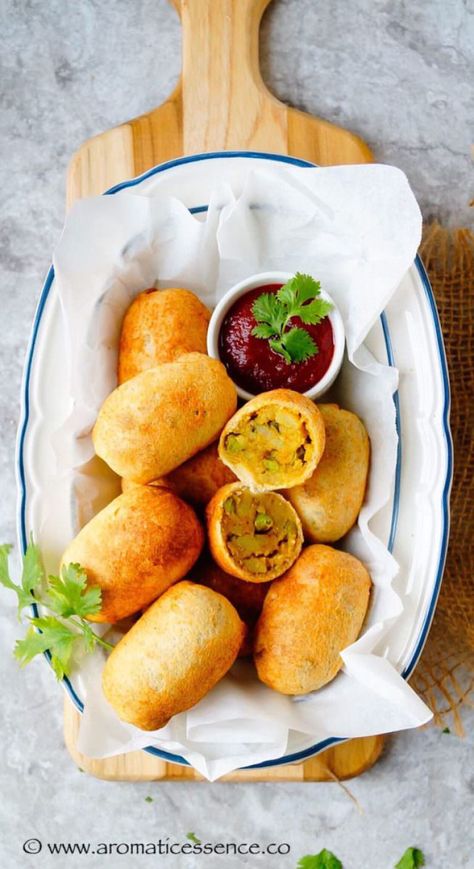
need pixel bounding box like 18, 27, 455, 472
61, 487, 204, 623
121, 442, 236, 504
218, 388, 325, 491
118, 288, 210, 383
254, 544, 371, 694
285, 404, 370, 542
102, 581, 246, 730
206, 482, 303, 583
93, 353, 237, 483
191, 557, 271, 657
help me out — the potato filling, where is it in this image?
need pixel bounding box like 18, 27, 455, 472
223, 406, 312, 485
221, 488, 300, 576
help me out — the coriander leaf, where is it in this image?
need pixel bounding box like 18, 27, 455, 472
21, 538, 45, 598
145, 796, 154, 803
0, 543, 37, 616
45, 563, 102, 619
297, 849, 343, 869
297, 298, 333, 326
282, 327, 318, 363
252, 322, 277, 340
15, 615, 78, 679
251, 293, 284, 333
277, 272, 322, 308
269, 337, 292, 365
186, 833, 201, 845
442, 727, 451, 734
395, 846, 425, 868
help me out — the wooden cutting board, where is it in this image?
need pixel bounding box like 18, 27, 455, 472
65, 0, 382, 782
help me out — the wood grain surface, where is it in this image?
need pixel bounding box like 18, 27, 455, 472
65, 0, 382, 782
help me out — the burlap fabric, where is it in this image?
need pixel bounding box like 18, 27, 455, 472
410, 223, 474, 733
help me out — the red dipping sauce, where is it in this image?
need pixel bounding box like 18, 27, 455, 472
219, 284, 334, 395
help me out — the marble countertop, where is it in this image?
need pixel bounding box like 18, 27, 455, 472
1, 1, 473, 867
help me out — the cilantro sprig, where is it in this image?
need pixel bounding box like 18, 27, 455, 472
251, 272, 333, 364
0, 541, 113, 679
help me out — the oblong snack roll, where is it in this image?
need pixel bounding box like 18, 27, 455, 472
285, 404, 370, 542
121, 442, 236, 505
61, 487, 204, 623
93, 353, 237, 483
206, 482, 303, 583
193, 556, 271, 654
165, 441, 238, 505
254, 544, 371, 694
118, 288, 211, 384
102, 581, 246, 730
218, 388, 325, 491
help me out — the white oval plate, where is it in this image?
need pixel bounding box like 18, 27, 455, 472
16, 152, 452, 770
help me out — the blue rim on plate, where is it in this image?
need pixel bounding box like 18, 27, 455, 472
16, 151, 453, 769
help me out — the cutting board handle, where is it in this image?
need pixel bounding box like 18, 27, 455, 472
170, 0, 287, 153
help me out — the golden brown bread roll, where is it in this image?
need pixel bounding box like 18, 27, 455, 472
61, 487, 204, 623
218, 389, 325, 491
93, 353, 237, 483
192, 556, 271, 655
102, 581, 245, 730
121, 442, 236, 505
285, 404, 370, 542
118, 288, 211, 383
206, 482, 303, 582
164, 441, 238, 505
254, 544, 371, 694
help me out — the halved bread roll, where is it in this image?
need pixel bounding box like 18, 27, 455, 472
206, 482, 303, 583
118, 288, 210, 383
102, 581, 245, 730
218, 389, 325, 491
61, 487, 204, 623
93, 353, 237, 483
285, 404, 370, 542
254, 544, 371, 694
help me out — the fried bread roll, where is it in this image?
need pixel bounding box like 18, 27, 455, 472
207, 482, 303, 582
102, 581, 245, 730
285, 404, 370, 542
118, 288, 210, 383
218, 389, 325, 491
254, 544, 371, 694
93, 353, 237, 483
193, 557, 271, 654
61, 487, 204, 623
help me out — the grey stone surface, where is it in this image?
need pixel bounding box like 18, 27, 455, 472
0, 1, 472, 867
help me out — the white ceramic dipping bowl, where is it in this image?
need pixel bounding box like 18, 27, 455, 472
207, 270, 345, 402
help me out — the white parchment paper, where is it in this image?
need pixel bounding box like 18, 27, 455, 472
52, 162, 431, 780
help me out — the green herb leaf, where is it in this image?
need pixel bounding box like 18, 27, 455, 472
282, 327, 318, 363
14, 616, 77, 679
45, 563, 102, 619
395, 846, 425, 868
251, 322, 277, 340
252, 292, 284, 334
0, 541, 44, 617
251, 272, 332, 364
297, 298, 333, 326
269, 337, 292, 364
1, 541, 113, 679
442, 726, 451, 734
145, 796, 154, 803
297, 849, 343, 869
186, 833, 201, 845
